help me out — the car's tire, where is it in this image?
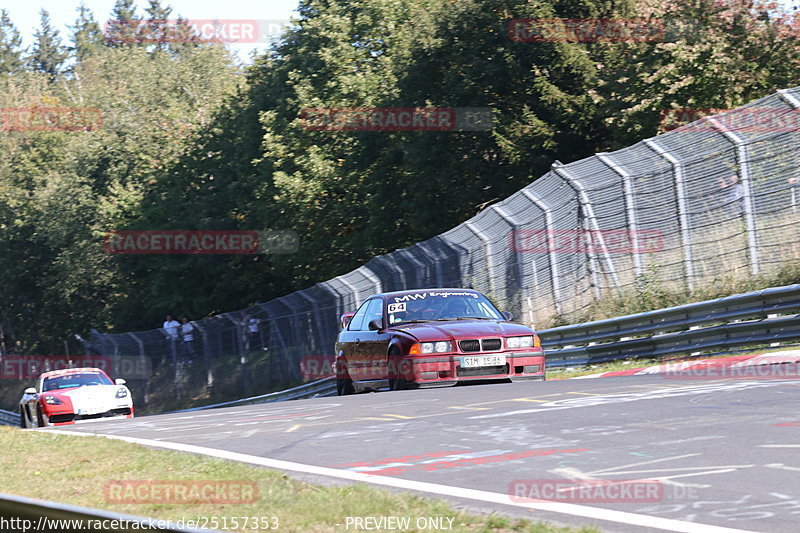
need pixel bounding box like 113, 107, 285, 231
19, 407, 27, 428
388, 347, 408, 391
335, 361, 354, 396
36, 406, 46, 428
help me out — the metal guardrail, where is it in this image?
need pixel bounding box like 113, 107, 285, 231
540, 284, 800, 367
0, 408, 20, 427
170, 377, 337, 413
0, 492, 220, 532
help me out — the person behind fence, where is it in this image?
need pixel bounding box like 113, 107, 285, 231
718, 174, 744, 216
180, 317, 196, 363
162, 314, 180, 364
248, 315, 262, 351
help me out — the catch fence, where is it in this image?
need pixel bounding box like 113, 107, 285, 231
84, 87, 800, 407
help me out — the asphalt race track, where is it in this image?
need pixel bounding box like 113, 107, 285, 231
49, 375, 800, 532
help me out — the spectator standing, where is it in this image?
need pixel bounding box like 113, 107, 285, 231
180, 317, 196, 363
163, 315, 180, 364
248, 316, 262, 351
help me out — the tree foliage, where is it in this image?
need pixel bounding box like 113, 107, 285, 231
0, 0, 799, 353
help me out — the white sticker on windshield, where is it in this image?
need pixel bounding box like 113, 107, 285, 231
388, 302, 406, 313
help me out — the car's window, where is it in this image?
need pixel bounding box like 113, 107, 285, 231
347, 299, 373, 331
42, 372, 113, 391
364, 298, 384, 330
348, 298, 383, 331
387, 291, 503, 324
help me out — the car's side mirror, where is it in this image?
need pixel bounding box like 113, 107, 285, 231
24, 387, 36, 395
367, 318, 383, 331
115, 378, 126, 385
502, 311, 514, 321
341, 312, 355, 329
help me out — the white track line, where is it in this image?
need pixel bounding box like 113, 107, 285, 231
45, 429, 755, 533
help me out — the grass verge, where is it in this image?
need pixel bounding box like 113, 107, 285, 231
0, 427, 597, 533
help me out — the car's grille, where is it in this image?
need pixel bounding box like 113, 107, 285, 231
457, 364, 509, 377
459, 339, 481, 352
458, 338, 502, 352
481, 338, 502, 351
49, 414, 75, 424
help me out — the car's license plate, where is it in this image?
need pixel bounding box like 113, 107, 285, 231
460, 354, 506, 368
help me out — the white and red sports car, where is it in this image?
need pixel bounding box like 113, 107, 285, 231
19, 367, 134, 428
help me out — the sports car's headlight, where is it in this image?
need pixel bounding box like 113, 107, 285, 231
506, 336, 534, 349
420, 341, 452, 354
115, 387, 128, 399
44, 395, 62, 405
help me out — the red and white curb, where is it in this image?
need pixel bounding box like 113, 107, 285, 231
569, 350, 800, 379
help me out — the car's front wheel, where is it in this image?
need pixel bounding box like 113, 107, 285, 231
388, 347, 408, 391
19, 407, 27, 428
36, 406, 46, 427
335, 361, 354, 396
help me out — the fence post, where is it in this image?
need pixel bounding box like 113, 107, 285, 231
520, 189, 564, 316
223, 313, 250, 394
552, 165, 621, 293
490, 204, 527, 314
464, 221, 497, 297
191, 321, 213, 387
706, 115, 760, 276
596, 153, 643, 278
643, 138, 695, 291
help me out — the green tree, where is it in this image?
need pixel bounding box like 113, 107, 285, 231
0, 9, 24, 76
70, 3, 105, 63
28, 10, 68, 80
142, 0, 173, 51
106, 0, 139, 46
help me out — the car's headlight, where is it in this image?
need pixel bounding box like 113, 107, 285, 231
506, 336, 534, 349
420, 341, 452, 354
44, 395, 62, 405
115, 387, 128, 399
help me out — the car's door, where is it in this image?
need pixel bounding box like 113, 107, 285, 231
337, 299, 373, 381
357, 298, 392, 382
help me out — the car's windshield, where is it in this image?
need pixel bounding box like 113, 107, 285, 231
42, 372, 112, 391
386, 291, 503, 324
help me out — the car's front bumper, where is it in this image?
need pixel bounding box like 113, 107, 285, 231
45, 406, 134, 425
402, 351, 545, 384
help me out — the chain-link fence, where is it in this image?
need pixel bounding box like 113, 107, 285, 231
85, 87, 800, 409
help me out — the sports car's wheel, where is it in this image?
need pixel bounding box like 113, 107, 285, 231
19, 408, 27, 428
36, 406, 46, 427
388, 347, 407, 391
335, 361, 354, 396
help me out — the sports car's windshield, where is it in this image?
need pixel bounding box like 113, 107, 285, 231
386, 291, 503, 324
42, 372, 113, 391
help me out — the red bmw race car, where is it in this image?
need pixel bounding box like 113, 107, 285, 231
19, 367, 134, 427
334, 288, 545, 395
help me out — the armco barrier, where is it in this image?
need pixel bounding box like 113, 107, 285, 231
170, 376, 337, 413
0, 492, 219, 532
540, 284, 800, 367
0, 408, 20, 427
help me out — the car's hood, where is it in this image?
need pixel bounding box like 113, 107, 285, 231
389, 320, 533, 342
54, 385, 131, 410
